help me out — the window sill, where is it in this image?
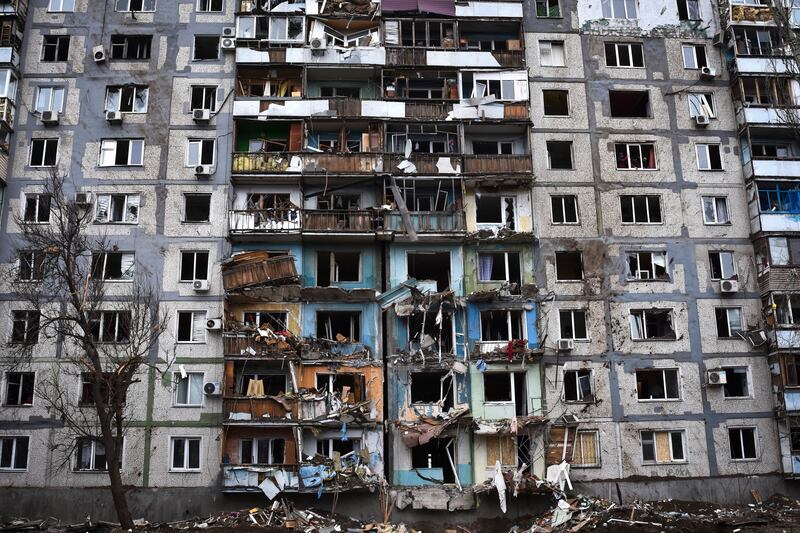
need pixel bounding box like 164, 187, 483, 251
483, 401, 514, 405
723, 396, 752, 400
551, 222, 582, 226
616, 168, 658, 171
703, 222, 732, 227
555, 279, 583, 283
0, 468, 27, 472
570, 464, 601, 469
631, 338, 677, 342
642, 460, 688, 465
169, 469, 202, 473
730, 458, 759, 463
627, 278, 671, 283
3, 404, 33, 408
564, 400, 593, 405
176, 342, 206, 345
73, 469, 111, 474
637, 398, 682, 402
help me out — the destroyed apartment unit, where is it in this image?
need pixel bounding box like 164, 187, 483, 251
0, 0, 24, 191
719, 1, 800, 478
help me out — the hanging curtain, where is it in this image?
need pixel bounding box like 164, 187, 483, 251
95, 195, 110, 222
125, 195, 140, 223
192, 312, 206, 343
478, 254, 494, 281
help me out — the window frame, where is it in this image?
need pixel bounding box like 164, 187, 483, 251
110, 35, 153, 60
186, 138, 217, 168
4, 372, 35, 407
629, 308, 676, 340
196, 0, 223, 11
605, 42, 645, 68
563, 368, 593, 403
179, 250, 210, 282
681, 43, 707, 69
175, 310, 208, 344
190, 85, 218, 112
17, 250, 46, 282
571, 430, 600, 467
550, 194, 579, 225
555, 251, 583, 281
94, 194, 141, 225
546, 140, 574, 170
615, 142, 657, 171
169, 436, 202, 472
91, 251, 136, 281
10, 311, 40, 345
34, 86, 65, 114
478, 310, 526, 343
728, 426, 758, 461
538, 40, 566, 67
702, 196, 730, 225
75, 437, 116, 472
709, 250, 737, 281
0, 436, 29, 471
29, 138, 59, 168
535, 0, 561, 17
558, 309, 589, 341
48, 0, 75, 12
22, 193, 51, 223
620, 194, 663, 225
677, 0, 701, 21
688, 92, 716, 119
192, 35, 221, 61
602, 0, 638, 19
635, 368, 681, 401
240, 437, 287, 464
695, 143, 723, 170
626, 250, 669, 281
640, 429, 687, 464
476, 251, 521, 283
722, 366, 751, 399
183, 193, 212, 223
115, 0, 157, 12
105, 85, 149, 114
99, 139, 145, 167
88, 311, 131, 344
40, 35, 70, 62
173, 372, 205, 407
715, 306, 743, 339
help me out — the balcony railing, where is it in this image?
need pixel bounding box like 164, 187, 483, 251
730, 4, 773, 23
223, 332, 298, 358
383, 153, 461, 174
232, 152, 383, 174
759, 267, 800, 293
229, 208, 302, 234
463, 154, 531, 173
224, 397, 295, 421
405, 101, 452, 120
303, 209, 375, 232
385, 47, 524, 67
0, 97, 14, 130
0, 0, 27, 18
221, 254, 298, 291
383, 211, 466, 233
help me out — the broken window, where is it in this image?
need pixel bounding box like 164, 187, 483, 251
784, 355, 800, 386
636, 369, 680, 400
11, 311, 40, 345
0, 437, 29, 470
564, 369, 592, 402
394, 20, 456, 48
572, 431, 599, 466
116, 0, 156, 11
88, 311, 131, 343
688, 93, 715, 119
186, 139, 216, 167
408, 311, 454, 354
180, 251, 209, 282
739, 77, 790, 106
106, 86, 148, 113
480, 311, 524, 342
486, 435, 516, 467
472, 141, 513, 155
681, 44, 707, 69
752, 143, 792, 159
407, 252, 450, 292
320, 86, 361, 98
555, 251, 583, 281
174, 372, 204, 405
551, 195, 579, 224
317, 438, 360, 459
99, 139, 145, 167
629, 309, 676, 340
605, 42, 644, 68
5, 372, 34, 406
543, 90, 569, 116
559, 310, 588, 340
91, 252, 135, 281
171, 437, 201, 471
729, 427, 757, 460
243, 311, 288, 331
723, 367, 749, 398
702, 196, 729, 225
627, 251, 669, 280
184, 194, 211, 223
641, 430, 685, 463
715, 307, 742, 338
240, 438, 285, 464
79, 373, 114, 405
317, 251, 360, 286
767, 237, 800, 266
41, 36, 70, 62
477, 252, 521, 284
317, 194, 360, 210
316, 311, 360, 342
316, 373, 364, 402
386, 123, 458, 154
615, 142, 656, 170
483, 372, 527, 413
733, 26, 777, 56
176, 310, 207, 343
539, 40, 565, 67
17, 251, 45, 282
773, 294, 800, 326
677, 0, 701, 20
110, 35, 152, 60
76, 438, 109, 471
241, 374, 287, 396
29, 139, 58, 167
190, 85, 218, 111
602, 0, 638, 19
95, 194, 140, 224
411, 438, 456, 484
609, 90, 650, 118
696, 143, 723, 170
23, 194, 51, 224
197, 0, 223, 11
709, 251, 736, 280
547, 141, 573, 169
620, 195, 662, 224
476, 196, 516, 230
193, 36, 219, 60
410, 371, 453, 410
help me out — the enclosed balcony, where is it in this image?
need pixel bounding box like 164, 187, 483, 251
0, 0, 28, 19
223, 362, 295, 422
729, 4, 774, 25
750, 181, 800, 233
463, 125, 531, 174
742, 133, 800, 179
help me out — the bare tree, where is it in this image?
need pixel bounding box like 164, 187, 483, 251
4, 172, 167, 528
766, 0, 800, 137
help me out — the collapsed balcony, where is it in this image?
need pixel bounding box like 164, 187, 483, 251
473, 308, 537, 361
221, 251, 299, 292
384, 122, 461, 175
383, 178, 465, 235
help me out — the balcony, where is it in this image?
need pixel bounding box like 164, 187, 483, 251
383, 153, 461, 175
386, 48, 524, 68
223, 464, 301, 492
229, 208, 302, 235
232, 152, 383, 174
303, 209, 375, 232
733, 56, 791, 75
758, 267, 800, 293
746, 158, 800, 179
769, 327, 800, 350
0, 96, 14, 131
0, 0, 27, 19
463, 154, 531, 174
786, 388, 800, 412
729, 4, 774, 24
221, 253, 298, 292
223, 332, 299, 358
383, 211, 466, 234
736, 105, 789, 127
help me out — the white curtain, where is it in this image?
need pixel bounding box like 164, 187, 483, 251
125, 195, 140, 223
478, 254, 494, 280
192, 312, 207, 343
95, 194, 110, 222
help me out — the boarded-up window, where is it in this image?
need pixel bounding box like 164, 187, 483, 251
486, 435, 516, 466
572, 431, 599, 466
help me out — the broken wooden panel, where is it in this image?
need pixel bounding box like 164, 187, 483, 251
485, 435, 516, 467
223, 426, 298, 465
304, 210, 375, 232
223, 397, 294, 420
546, 425, 576, 466
462, 154, 532, 174
221, 252, 298, 291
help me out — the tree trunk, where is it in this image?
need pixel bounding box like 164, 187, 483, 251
107, 461, 134, 528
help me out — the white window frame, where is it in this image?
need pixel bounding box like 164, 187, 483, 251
729, 426, 758, 461
239, 438, 286, 464
539, 40, 566, 67
558, 309, 588, 341
92, 252, 136, 281
602, 0, 638, 19
170, 436, 201, 471
681, 44, 705, 69
196, 0, 223, 11
10, 310, 39, 345
702, 196, 730, 225
17, 250, 45, 282
174, 372, 204, 407
640, 430, 687, 464
75, 437, 115, 471
94, 194, 140, 224
477, 251, 519, 283
190, 85, 218, 111
0, 436, 29, 471
483, 372, 519, 405
89, 311, 129, 343
105, 86, 149, 113
99, 139, 145, 167
636, 368, 681, 401
620, 195, 662, 224
688, 93, 715, 118
115, 0, 156, 12
29, 138, 59, 168
316, 437, 362, 459
563, 369, 593, 403
716, 307, 743, 338
616, 142, 657, 170
35, 86, 65, 113
629, 309, 675, 340
176, 310, 208, 344
186, 139, 216, 167
709, 251, 737, 280
606, 42, 645, 68
550, 194, 579, 225
479, 310, 526, 342
180, 250, 210, 282
627, 250, 669, 280
476, 195, 517, 230
572, 430, 600, 467
48, 0, 75, 11
695, 143, 723, 170
678, 0, 701, 20
22, 193, 50, 223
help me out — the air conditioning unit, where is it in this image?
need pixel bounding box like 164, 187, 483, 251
106, 110, 123, 123
192, 279, 210, 292
222, 27, 236, 38
221, 37, 236, 51
700, 66, 717, 80
707, 369, 727, 386
712, 32, 724, 47
203, 381, 222, 396
694, 114, 710, 127
206, 318, 223, 331
557, 339, 574, 352
74, 192, 93, 206
193, 109, 211, 122
195, 164, 213, 178
93, 45, 106, 63
720, 279, 739, 293
40, 110, 59, 125
310, 37, 327, 51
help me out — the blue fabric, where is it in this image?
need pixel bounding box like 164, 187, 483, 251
340, 421, 348, 441
476, 359, 487, 372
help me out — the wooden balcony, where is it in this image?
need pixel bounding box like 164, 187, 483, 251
384, 211, 465, 234
405, 101, 452, 120
384, 153, 461, 174
229, 208, 302, 234
221, 253, 298, 292
232, 152, 383, 174
327, 98, 362, 117
0, 97, 14, 131
492, 50, 524, 67
303, 209, 375, 232
759, 268, 800, 294
223, 333, 298, 358
223, 397, 296, 421
386, 48, 427, 66
504, 102, 529, 120
463, 154, 531, 174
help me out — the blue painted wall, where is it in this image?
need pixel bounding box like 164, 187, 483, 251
465, 303, 538, 352
301, 301, 381, 358
387, 243, 465, 296
302, 244, 380, 289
